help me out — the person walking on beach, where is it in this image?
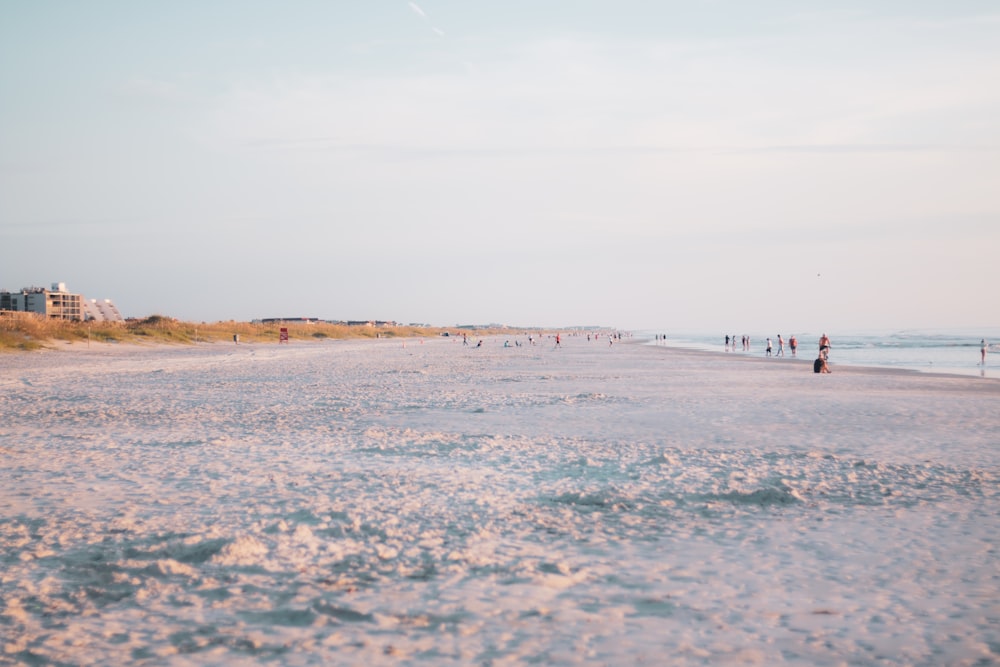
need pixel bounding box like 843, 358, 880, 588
555, 334, 561, 348
982, 339, 988, 365
819, 333, 831, 360
789, 335, 797, 357
765, 337, 773, 357
776, 335, 784, 357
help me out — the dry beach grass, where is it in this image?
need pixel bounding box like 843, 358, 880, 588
0, 312, 523, 351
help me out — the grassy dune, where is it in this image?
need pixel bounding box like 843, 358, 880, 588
0, 314, 519, 352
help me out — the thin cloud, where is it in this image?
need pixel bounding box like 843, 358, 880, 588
407, 1, 445, 37
407, 2, 426, 19
719, 143, 998, 155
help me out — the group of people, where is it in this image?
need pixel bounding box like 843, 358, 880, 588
726, 334, 801, 358
725, 335, 755, 352
763, 334, 800, 357
723, 333, 991, 373
464, 331, 624, 350
726, 332, 832, 373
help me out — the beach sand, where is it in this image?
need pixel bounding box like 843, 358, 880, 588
1, 337, 998, 665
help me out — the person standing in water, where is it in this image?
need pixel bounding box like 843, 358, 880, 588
789, 335, 797, 357
982, 339, 988, 365
819, 333, 831, 360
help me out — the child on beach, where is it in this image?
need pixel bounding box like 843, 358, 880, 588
813, 356, 831, 373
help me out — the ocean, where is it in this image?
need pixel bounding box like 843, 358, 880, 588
641, 329, 1000, 378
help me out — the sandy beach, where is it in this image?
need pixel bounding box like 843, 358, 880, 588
2, 336, 998, 665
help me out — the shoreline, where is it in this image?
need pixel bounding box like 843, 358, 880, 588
7, 334, 998, 386
641, 339, 1000, 382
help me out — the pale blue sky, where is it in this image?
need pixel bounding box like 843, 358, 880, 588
2, 1, 998, 330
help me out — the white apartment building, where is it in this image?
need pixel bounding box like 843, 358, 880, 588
0, 282, 122, 322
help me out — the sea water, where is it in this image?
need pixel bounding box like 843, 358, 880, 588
643, 328, 1000, 378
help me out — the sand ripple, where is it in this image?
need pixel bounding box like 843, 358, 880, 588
1, 339, 997, 665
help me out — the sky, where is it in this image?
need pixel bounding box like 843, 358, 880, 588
1, 1, 998, 331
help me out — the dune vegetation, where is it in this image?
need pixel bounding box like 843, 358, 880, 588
0, 313, 519, 352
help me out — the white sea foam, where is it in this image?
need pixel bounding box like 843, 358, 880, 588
1, 337, 998, 665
